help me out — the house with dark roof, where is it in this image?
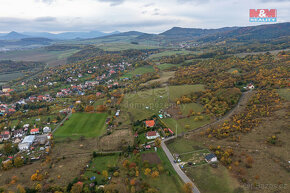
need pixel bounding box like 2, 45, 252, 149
205, 153, 217, 163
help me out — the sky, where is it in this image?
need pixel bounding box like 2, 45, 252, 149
0, 0, 289, 33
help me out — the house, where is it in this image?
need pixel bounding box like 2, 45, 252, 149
30, 128, 40, 135
115, 110, 120, 117
1, 131, 10, 140
146, 131, 160, 140
18, 142, 31, 151
13, 129, 24, 138
145, 120, 155, 128
19, 135, 35, 150
2, 86, 10, 93
205, 153, 218, 163
43, 127, 51, 133
244, 83, 255, 90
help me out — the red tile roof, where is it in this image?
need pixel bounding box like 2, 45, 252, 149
30, 128, 39, 133
145, 120, 155, 127
147, 131, 157, 137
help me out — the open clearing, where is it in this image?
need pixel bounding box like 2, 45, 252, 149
166, 138, 241, 193
96, 43, 160, 51
121, 65, 155, 78
141, 152, 161, 165
157, 63, 181, 70
277, 88, 290, 101
122, 84, 206, 121
85, 154, 120, 182
185, 101, 290, 193
144, 148, 184, 193
149, 50, 193, 60
168, 84, 205, 101
142, 71, 175, 86
54, 112, 108, 139
0, 48, 80, 66
98, 129, 134, 151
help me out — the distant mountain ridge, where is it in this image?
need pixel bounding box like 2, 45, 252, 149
0, 31, 29, 40
0, 30, 120, 40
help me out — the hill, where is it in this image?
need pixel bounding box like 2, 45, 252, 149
0, 31, 29, 40
197, 22, 290, 43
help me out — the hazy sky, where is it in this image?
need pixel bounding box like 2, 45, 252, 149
0, 0, 289, 33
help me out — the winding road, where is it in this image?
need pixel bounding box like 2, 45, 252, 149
161, 90, 254, 193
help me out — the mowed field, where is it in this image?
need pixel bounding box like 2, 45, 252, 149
149, 50, 193, 60
0, 48, 80, 66
54, 112, 108, 139
277, 88, 290, 101
121, 84, 206, 121
121, 65, 155, 78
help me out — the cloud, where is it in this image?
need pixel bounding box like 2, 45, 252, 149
38, 0, 55, 4
98, 0, 125, 6
34, 16, 56, 22
0, 0, 289, 33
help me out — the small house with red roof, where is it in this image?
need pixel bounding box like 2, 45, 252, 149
145, 120, 155, 128
146, 131, 160, 140
30, 128, 40, 135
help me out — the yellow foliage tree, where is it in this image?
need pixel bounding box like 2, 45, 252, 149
144, 168, 151, 176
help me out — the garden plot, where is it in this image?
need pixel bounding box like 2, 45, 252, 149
179, 149, 211, 167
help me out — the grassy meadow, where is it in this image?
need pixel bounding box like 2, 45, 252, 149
121, 65, 155, 78
167, 138, 241, 193
54, 112, 108, 139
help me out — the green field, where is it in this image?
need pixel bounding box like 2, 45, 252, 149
121, 65, 155, 78
97, 43, 160, 51
167, 138, 241, 193
0, 48, 81, 66
0, 72, 24, 82
122, 87, 170, 121
148, 148, 183, 193
85, 154, 120, 182
157, 63, 181, 70
180, 102, 204, 115
54, 112, 108, 139
149, 50, 193, 59
277, 88, 290, 101
122, 85, 206, 121
169, 84, 205, 101
227, 68, 240, 74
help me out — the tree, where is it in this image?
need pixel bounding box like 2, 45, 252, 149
31, 173, 38, 181
2, 160, 13, 170
144, 168, 151, 176
14, 157, 24, 167
71, 182, 83, 193
16, 184, 26, 193
123, 160, 130, 169
151, 171, 159, 178
3, 142, 13, 155
102, 170, 108, 179
130, 178, 136, 186
183, 183, 193, 193
154, 138, 161, 147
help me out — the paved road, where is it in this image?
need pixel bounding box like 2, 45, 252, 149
161, 136, 200, 193
160, 91, 254, 193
